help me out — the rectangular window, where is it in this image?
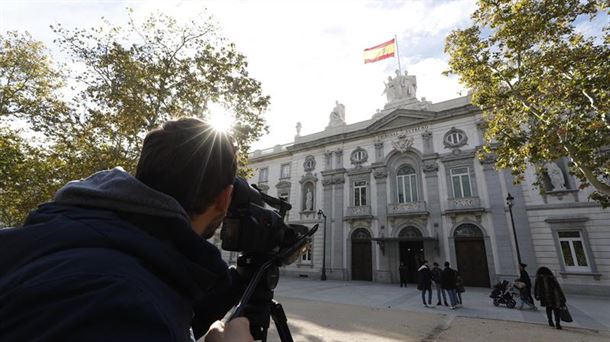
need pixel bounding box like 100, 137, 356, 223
280, 163, 291, 179
301, 246, 312, 264
451, 167, 472, 198
397, 175, 417, 203
558, 231, 590, 271
259, 167, 268, 182
354, 181, 367, 206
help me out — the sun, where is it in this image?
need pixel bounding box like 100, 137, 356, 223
207, 107, 233, 133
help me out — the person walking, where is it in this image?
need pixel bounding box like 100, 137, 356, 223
517, 263, 537, 310
417, 260, 433, 307
431, 262, 448, 306
456, 274, 465, 307
399, 262, 408, 288
441, 262, 459, 309
535, 267, 567, 329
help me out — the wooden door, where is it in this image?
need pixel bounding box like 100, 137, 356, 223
351, 230, 372, 281
399, 241, 424, 283
455, 238, 490, 287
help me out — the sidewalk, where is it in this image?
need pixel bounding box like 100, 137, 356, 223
274, 277, 610, 331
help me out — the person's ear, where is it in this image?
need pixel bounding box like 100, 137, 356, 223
214, 184, 233, 214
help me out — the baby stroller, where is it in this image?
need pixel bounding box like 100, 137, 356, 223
490, 280, 517, 308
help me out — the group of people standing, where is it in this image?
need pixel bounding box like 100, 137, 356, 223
413, 261, 464, 310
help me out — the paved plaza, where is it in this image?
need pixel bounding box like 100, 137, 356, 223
274, 277, 610, 332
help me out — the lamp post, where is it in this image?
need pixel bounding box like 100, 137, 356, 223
317, 209, 327, 281
506, 193, 522, 265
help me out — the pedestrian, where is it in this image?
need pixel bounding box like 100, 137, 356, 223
399, 261, 408, 288
534, 266, 567, 329
517, 263, 537, 310
417, 260, 433, 307
431, 262, 448, 306
441, 261, 459, 309
456, 274, 465, 306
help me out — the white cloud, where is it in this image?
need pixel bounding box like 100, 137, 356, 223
0, 0, 477, 150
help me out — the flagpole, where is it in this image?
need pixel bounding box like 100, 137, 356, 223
394, 34, 402, 74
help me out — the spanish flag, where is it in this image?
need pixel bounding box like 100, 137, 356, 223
363, 38, 396, 64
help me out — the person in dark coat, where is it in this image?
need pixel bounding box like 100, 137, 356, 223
455, 275, 465, 306
517, 263, 537, 310
0, 118, 252, 341
417, 260, 433, 307
534, 266, 567, 329
431, 262, 448, 306
399, 261, 408, 287
441, 261, 459, 309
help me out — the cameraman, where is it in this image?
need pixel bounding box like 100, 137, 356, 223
0, 118, 252, 341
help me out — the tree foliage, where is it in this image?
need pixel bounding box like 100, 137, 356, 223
0, 10, 269, 226
445, 0, 610, 205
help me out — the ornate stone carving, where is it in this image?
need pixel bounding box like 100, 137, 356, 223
422, 130, 432, 141
391, 133, 414, 153
545, 162, 567, 191
443, 127, 468, 149
350, 147, 368, 167
373, 167, 388, 179
332, 175, 345, 184
423, 159, 439, 173
322, 177, 332, 186
335, 149, 343, 169
303, 155, 316, 172
328, 100, 346, 128
296, 122, 302, 136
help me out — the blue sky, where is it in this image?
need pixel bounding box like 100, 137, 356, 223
1, 0, 481, 149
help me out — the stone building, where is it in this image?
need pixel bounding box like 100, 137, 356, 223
226, 71, 608, 295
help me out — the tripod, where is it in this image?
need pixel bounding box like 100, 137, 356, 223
223, 224, 318, 341
224, 254, 293, 342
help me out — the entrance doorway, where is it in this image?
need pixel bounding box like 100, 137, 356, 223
454, 224, 490, 287
351, 229, 372, 281
398, 226, 424, 283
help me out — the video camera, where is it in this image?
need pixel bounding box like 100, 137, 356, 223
221, 177, 316, 261
219, 177, 318, 342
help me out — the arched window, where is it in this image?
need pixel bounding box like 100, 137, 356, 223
396, 165, 418, 203
399, 226, 423, 239
454, 224, 483, 238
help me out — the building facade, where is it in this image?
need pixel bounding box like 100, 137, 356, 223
225, 72, 609, 295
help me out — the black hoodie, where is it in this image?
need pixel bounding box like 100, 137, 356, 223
0, 168, 243, 341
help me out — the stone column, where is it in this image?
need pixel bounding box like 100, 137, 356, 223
423, 157, 443, 261
374, 140, 384, 163
335, 149, 343, 169
331, 172, 346, 279
373, 165, 390, 282
320, 174, 333, 279
481, 156, 518, 278
324, 151, 333, 171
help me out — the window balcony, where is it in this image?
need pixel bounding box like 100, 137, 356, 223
387, 202, 429, 217
445, 196, 484, 214
344, 205, 372, 219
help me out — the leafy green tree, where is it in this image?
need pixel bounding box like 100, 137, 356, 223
49, 10, 269, 178
0, 10, 269, 226
445, 0, 609, 205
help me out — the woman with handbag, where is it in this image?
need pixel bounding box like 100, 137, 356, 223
534, 267, 567, 329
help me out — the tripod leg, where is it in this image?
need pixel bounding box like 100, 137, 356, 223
270, 300, 293, 342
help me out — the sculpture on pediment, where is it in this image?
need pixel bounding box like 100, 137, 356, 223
296, 121, 302, 136
392, 133, 414, 153
546, 162, 567, 191
328, 101, 346, 128
383, 70, 417, 103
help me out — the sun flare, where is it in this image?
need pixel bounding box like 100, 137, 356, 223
207, 108, 233, 133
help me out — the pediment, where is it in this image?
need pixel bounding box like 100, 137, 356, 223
367, 109, 432, 132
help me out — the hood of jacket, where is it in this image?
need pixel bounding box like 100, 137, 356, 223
418, 265, 429, 272
0, 167, 229, 300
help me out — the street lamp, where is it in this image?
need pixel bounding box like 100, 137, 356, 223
506, 193, 522, 265
317, 209, 327, 281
